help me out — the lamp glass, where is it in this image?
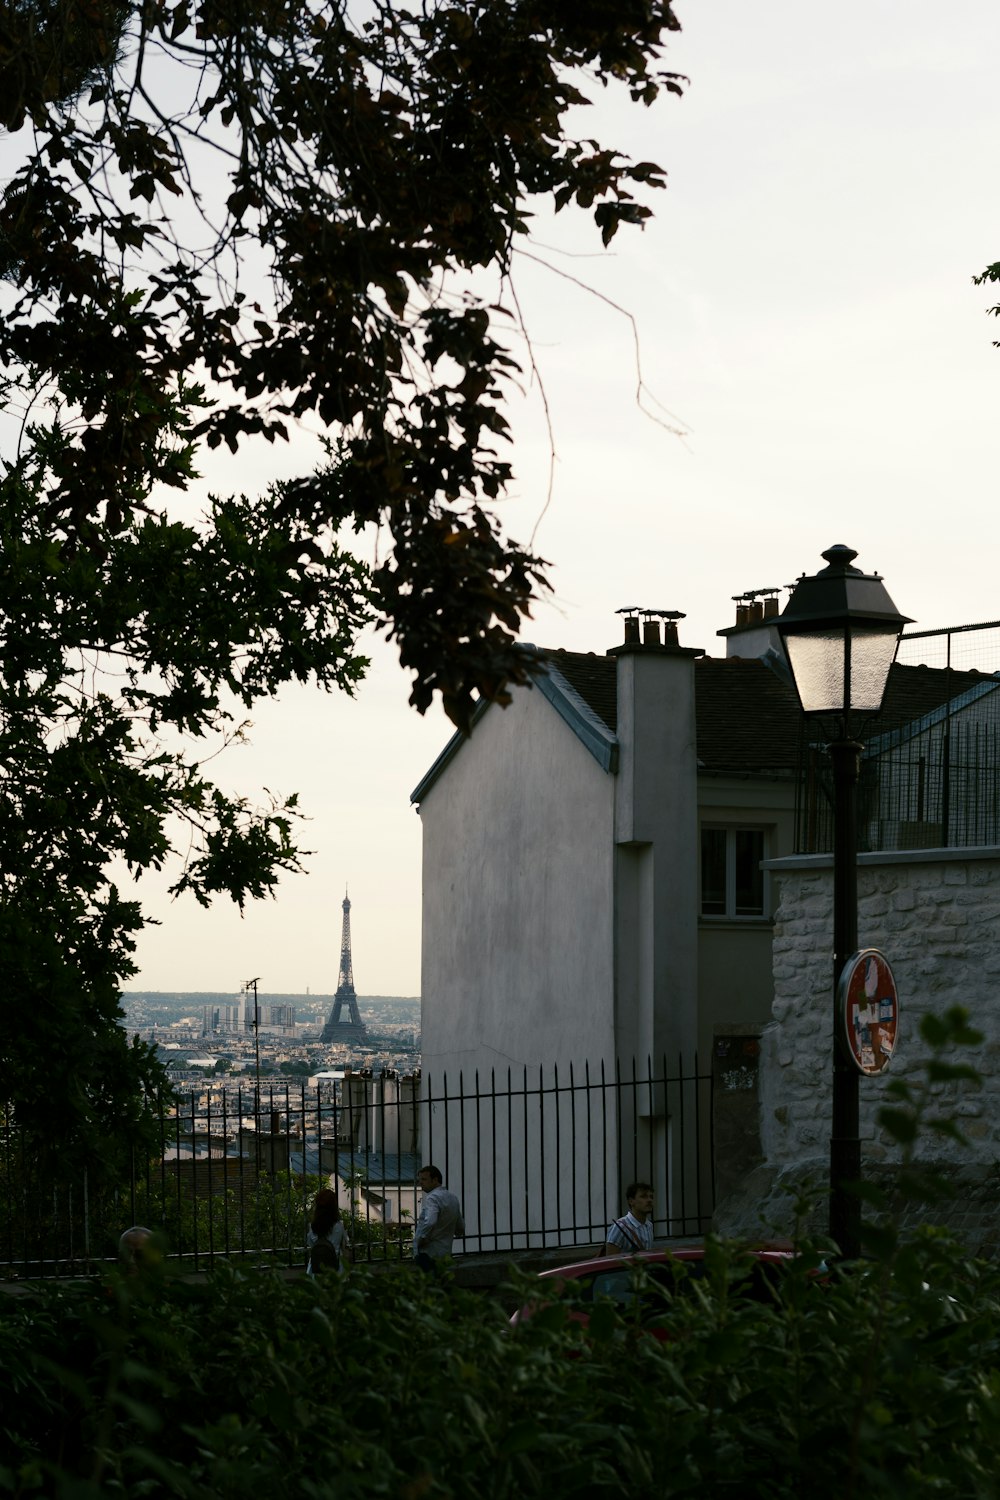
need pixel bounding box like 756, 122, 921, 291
782, 630, 846, 714
848, 627, 901, 713
782, 624, 901, 716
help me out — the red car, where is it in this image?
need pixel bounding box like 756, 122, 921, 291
510, 1246, 801, 1343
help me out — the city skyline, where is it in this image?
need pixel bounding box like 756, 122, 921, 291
118, 2, 1000, 996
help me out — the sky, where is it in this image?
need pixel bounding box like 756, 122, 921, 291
121, 0, 1000, 998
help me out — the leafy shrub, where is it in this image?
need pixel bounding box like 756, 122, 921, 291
4, 1008, 997, 1496
0, 1261, 668, 1498
3, 1235, 1000, 1499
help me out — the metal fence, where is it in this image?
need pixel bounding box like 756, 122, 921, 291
796, 621, 1000, 854
1, 1055, 714, 1279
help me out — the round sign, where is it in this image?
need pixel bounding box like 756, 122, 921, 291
839, 948, 899, 1076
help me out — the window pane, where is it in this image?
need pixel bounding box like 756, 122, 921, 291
701, 828, 726, 915
734, 829, 765, 916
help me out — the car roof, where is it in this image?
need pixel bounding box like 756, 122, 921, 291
535, 1247, 795, 1281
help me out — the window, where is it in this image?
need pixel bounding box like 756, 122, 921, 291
700, 827, 767, 919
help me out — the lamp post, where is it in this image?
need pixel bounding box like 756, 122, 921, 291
245, 976, 262, 1123
777, 545, 911, 1258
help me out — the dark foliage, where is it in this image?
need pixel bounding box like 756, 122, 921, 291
3, 1233, 1000, 1498
0, 2, 683, 1163
1, 0, 683, 728
974, 259, 1000, 346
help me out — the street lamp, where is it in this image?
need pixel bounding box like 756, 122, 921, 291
777, 544, 911, 1258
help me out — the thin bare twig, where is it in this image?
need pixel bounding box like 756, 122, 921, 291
515, 245, 691, 441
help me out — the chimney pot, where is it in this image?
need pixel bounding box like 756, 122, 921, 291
763, 596, 778, 619
662, 620, 679, 647
624, 617, 640, 645
749, 601, 764, 624
736, 603, 749, 626
643, 619, 661, 646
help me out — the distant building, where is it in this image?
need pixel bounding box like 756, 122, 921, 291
267, 1003, 296, 1034
202, 1002, 242, 1036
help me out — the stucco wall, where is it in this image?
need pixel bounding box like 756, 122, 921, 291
760, 848, 1000, 1170
613, 645, 701, 1066
418, 683, 616, 1080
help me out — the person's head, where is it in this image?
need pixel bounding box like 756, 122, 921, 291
118, 1225, 153, 1275
626, 1182, 654, 1220
417, 1165, 442, 1193
311, 1188, 340, 1236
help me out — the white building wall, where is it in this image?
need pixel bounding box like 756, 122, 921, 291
418, 684, 616, 1078
761, 848, 1000, 1169
417, 682, 616, 1249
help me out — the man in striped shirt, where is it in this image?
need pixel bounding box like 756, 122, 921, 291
601, 1182, 654, 1256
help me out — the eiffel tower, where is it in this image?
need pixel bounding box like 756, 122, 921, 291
320, 891, 367, 1043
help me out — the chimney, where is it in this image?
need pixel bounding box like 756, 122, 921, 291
610, 614, 703, 1072
719, 587, 784, 658
616, 608, 686, 650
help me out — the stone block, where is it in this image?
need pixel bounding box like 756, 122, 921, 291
798, 918, 833, 938
921, 926, 961, 945
955, 890, 994, 907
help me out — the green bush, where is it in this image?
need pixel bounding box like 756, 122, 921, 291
0, 1261, 663, 1498
4, 1009, 997, 1496
3, 1236, 1000, 1499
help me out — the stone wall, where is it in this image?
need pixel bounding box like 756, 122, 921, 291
713, 848, 1000, 1250
761, 847, 1000, 1168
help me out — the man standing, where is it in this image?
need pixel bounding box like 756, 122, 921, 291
601, 1182, 655, 1256
413, 1164, 465, 1273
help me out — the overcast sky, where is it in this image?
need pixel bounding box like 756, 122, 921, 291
123, 1, 1000, 998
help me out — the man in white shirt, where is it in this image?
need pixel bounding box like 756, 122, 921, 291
601, 1182, 655, 1256
413, 1164, 465, 1272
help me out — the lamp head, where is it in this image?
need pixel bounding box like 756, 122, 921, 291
777, 545, 912, 719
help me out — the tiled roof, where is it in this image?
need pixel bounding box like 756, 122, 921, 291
878, 662, 996, 734
544, 650, 618, 732
545, 649, 993, 777
694, 657, 801, 773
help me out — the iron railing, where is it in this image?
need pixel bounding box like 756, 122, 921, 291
1, 1054, 714, 1279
